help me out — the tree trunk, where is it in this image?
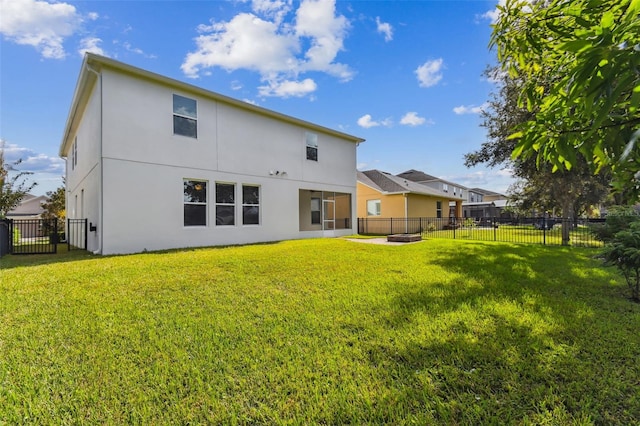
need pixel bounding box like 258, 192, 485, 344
560, 200, 573, 246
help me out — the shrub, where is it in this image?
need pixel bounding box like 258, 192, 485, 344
601, 221, 640, 302
463, 217, 477, 228
591, 205, 640, 242
12, 227, 21, 245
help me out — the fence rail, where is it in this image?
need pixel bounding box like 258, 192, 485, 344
358, 217, 605, 247
0, 218, 88, 256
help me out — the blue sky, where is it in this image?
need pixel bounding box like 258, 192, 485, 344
0, 0, 511, 197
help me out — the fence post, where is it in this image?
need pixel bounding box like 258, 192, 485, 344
494, 217, 497, 241
543, 217, 546, 245
390, 218, 393, 235
53, 219, 58, 254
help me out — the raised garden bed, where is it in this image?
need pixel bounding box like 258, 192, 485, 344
387, 234, 422, 243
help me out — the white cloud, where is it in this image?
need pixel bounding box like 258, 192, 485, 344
251, 0, 292, 25
181, 0, 352, 98
453, 103, 488, 115
1, 141, 64, 174
78, 37, 105, 57
400, 112, 432, 127
357, 114, 392, 129
415, 58, 444, 88
258, 78, 317, 97
294, 0, 352, 79
122, 41, 156, 59
376, 16, 393, 42
0, 0, 89, 59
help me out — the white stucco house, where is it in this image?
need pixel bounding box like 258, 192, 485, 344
59, 54, 364, 255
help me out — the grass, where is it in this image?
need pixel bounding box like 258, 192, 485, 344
1, 238, 638, 424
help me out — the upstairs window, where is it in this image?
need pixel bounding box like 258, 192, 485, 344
71, 137, 78, 170
173, 94, 197, 138
184, 180, 207, 226
306, 132, 318, 161
442, 183, 448, 193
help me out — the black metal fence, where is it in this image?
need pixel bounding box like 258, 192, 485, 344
358, 217, 605, 247
0, 218, 88, 256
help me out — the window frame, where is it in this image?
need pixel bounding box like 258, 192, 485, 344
311, 197, 321, 224
183, 179, 208, 227
436, 201, 442, 218
305, 132, 318, 161
366, 199, 381, 216
173, 94, 198, 139
242, 184, 260, 226
215, 182, 236, 226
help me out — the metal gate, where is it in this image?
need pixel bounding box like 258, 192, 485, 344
5, 218, 58, 254
1, 218, 88, 256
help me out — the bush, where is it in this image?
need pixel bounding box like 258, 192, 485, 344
12, 227, 21, 245
601, 221, 640, 302
591, 206, 640, 242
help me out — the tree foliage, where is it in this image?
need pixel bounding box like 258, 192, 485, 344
466, 67, 610, 223
0, 142, 36, 218
41, 185, 66, 220
601, 221, 640, 302
492, 0, 640, 201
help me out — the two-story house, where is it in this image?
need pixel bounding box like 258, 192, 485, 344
59, 54, 364, 255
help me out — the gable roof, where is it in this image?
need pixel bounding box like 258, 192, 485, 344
396, 169, 439, 182
470, 187, 506, 197
358, 170, 463, 200
397, 169, 468, 189
7, 194, 48, 216
60, 53, 365, 157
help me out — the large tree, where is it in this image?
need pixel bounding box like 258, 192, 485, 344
0, 142, 37, 218
491, 0, 640, 201
466, 66, 610, 244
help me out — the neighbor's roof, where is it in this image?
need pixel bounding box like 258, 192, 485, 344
6, 194, 47, 216
60, 53, 365, 157
470, 187, 505, 197
358, 170, 463, 200
397, 169, 468, 189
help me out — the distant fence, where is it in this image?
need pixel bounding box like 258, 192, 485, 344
357, 217, 606, 247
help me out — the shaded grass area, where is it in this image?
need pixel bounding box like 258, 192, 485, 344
1, 239, 638, 424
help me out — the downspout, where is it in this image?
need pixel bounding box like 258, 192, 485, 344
404, 193, 408, 233
85, 63, 104, 255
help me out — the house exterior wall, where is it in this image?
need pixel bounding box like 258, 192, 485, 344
356, 183, 406, 218
406, 194, 443, 217
65, 78, 102, 252
357, 182, 455, 220
64, 61, 359, 254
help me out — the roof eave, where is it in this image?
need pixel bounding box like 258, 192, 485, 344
70, 53, 365, 147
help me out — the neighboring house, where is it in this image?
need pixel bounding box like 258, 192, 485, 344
470, 187, 507, 203
463, 188, 509, 219
357, 170, 463, 222
396, 169, 469, 217
6, 194, 48, 238
59, 54, 364, 255
396, 169, 468, 201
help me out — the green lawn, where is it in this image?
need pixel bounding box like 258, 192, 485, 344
1, 239, 638, 424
